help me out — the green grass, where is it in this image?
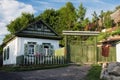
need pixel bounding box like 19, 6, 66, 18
85, 64, 103, 80
0, 64, 69, 72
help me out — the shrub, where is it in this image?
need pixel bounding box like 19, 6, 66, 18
86, 65, 102, 80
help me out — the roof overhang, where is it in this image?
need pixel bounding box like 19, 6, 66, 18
63, 31, 100, 36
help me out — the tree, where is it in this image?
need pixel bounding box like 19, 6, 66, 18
74, 3, 88, 31
115, 5, 120, 11
99, 10, 104, 30
36, 9, 60, 33
92, 11, 99, 31
3, 13, 34, 42
77, 3, 86, 21
3, 34, 12, 42
103, 11, 113, 28
58, 2, 77, 30
7, 12, 34, 34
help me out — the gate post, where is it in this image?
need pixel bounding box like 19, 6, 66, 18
95, 36, 98, 63
65, 35, 70, 63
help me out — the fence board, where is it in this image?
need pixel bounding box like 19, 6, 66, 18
16, 55, 66, 66
69, 41, 116, 64
97, 47, 116, 62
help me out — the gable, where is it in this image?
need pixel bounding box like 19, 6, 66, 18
15, 20, 61, 40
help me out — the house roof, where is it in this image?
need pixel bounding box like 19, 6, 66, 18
111, 9, 120, 23
15, 19, 62, 39
101, 27, 118, 32
1, 19, 62, 47
100, 35, 120, 43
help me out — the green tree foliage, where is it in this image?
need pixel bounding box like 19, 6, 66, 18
99, 10, 104, 29
115, 5, 120, 11
4, 2, 119, 45
77, 3, 86, 21
75, 3, 89, 31
7, 13, 34, 34
91, 11, 99, 31
58, 2, 77, 30
37, 9, 58, 29
92, 11, 98, 22
3, 34, 12, 42
103, 11, 113, 28
3, 13, 34, 42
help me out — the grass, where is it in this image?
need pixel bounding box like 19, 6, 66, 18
85, 64, 103, 80
0, 64, 69, 72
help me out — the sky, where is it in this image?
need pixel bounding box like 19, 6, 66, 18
0, 0, 120, 44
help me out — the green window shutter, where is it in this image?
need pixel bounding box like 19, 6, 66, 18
39, 45, 43, 55
24, 44, 28, 55
34, 44, 39, 54
50, 45, 54, 55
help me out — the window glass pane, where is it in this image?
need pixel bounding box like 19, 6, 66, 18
7, 47, 9, 59
3, 49, 6, 60
28, 44, 34, 54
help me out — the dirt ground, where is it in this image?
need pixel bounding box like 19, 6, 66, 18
0, 65, 91, 80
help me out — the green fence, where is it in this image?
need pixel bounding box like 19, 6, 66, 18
69, 42, 96, 64
97, 47, 116, 62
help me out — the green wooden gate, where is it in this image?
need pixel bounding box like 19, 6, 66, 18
97, 46, 116, 62
63, 31, 116, 64
69, 41, 96, 64
69, 41, 116, 64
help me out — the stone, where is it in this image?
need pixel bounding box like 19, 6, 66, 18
109, 66, 120, 76
100, 62, 120, 80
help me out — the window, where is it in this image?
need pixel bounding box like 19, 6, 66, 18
3, 49, 6, 60
42, 43, 54, 56
28, 44, 34, 55
28, 42, 36, 55
44, 45, 49, 56
7, 47, 9, 59
3, 46, 10, 60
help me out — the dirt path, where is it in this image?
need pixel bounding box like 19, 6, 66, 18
0, 65, 91, 80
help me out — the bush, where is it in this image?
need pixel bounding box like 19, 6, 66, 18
0, 64, 69, 72
85, 65, 102, 80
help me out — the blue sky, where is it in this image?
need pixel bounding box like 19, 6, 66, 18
0, 0, 120, 44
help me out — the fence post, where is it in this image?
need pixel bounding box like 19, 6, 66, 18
94, 36, 97, 63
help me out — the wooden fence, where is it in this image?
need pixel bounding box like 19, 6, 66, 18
16, 55, 66, 66
97, 46, 116, 62
69, 41, 116, 64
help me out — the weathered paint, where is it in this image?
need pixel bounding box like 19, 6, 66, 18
3, 37, 17, 65
3, 37, 60, 65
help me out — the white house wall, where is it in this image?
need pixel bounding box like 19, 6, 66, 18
3, 37, 60, 65
17, 37, 60, 56
116, 43, 120, 62
3, 37, 18, 65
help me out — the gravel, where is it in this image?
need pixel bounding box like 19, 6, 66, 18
0, 65, 91, 80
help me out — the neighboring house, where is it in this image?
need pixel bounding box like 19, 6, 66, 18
111, 9, 120, 25
116, 41, 120, 62
2, 20, 62, 65
101, 34, 120, 62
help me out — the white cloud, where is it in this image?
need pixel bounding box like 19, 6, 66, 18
0, 0, 35, 44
